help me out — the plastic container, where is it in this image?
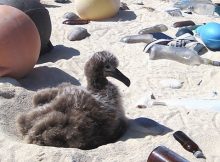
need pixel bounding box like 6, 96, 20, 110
196, 22, 220, 50
173, 0, 191, 9
174, 0, 212, 9
147, 146, 189, 162
173, 131, 206, 159
191, 2, 215, 15
147, 44, 220, 66
173, 0, 215, 15
148, 44, 204, 65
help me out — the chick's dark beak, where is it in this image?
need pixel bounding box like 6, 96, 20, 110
109, 68, 130, 87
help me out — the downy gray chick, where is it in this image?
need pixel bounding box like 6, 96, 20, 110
16, 51, 130, 150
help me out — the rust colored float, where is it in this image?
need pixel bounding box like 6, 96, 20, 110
0, 5, 40, 78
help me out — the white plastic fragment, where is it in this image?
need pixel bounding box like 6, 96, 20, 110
159, 79, 184, 89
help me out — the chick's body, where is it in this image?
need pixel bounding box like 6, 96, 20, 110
16, 51, 130, 149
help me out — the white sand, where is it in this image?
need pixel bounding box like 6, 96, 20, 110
0, 0, 220, 161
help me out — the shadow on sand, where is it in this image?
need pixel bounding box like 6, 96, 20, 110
43, 0, 72, 8
19, 66, 81, 91
121, 117, 173, 141
37, 45, 80, 64
97, 10, 137, 22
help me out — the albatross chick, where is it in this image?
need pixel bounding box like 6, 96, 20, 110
16, 51, 130, 150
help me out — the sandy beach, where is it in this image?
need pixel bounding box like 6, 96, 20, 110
0, 0, 220, 161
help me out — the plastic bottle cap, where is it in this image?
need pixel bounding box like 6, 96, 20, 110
194, 150, 206, 159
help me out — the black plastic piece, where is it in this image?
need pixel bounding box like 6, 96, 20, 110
176, 28, 194, 37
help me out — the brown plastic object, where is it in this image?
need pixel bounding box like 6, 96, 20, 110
173, 131, 206, 159
173, 20, 196, 28
0, 5, 40, 79
147, 146, 189, 162
62, 19, 90, 25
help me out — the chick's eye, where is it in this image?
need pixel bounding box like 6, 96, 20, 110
105, 65, 110, 69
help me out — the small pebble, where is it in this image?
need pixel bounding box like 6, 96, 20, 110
184, 11, 193, 14
197, 80, 202, 86
212, 91, 218, 97
142, 7, 155, 12
137, 2, 144, 5
138, 24, 168, 34
160, 79, 184, 89
135, 0, 144, 5
67, 27, 90, 41
63, 12, 79, 20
